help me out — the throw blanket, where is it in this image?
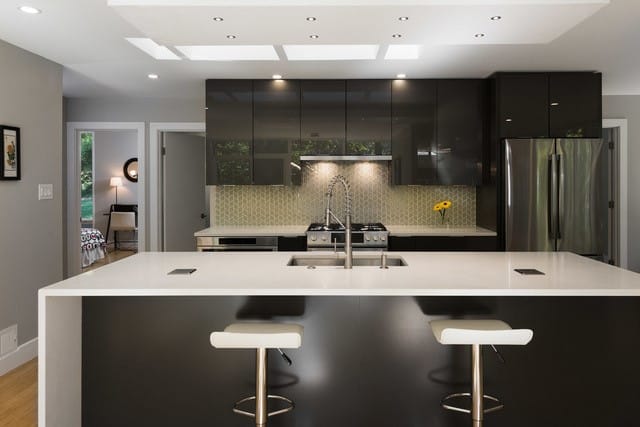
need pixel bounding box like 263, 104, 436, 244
81, 228, 106, 268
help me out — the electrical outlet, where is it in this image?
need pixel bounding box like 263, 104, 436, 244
0, 325, 18, 357
38, 184, 53, 200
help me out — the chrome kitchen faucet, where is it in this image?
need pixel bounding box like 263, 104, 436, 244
325, 175, 353, 269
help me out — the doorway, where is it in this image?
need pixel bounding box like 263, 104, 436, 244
66, 122, 145, 277
602, 119, 629, 269
161, 131, 208, 251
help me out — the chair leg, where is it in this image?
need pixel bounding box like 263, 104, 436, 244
471, 344, 483, 422
255, 348, 268, 426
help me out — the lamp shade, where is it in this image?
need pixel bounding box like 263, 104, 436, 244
110, 177, 123, 187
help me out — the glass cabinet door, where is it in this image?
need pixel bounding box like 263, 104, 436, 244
206, 80, 253, 185
298, 80, 346, 157
346, 80, 392, 156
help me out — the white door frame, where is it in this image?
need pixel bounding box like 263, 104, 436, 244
149, 122, 206, 251
66, 122, 146, 277
603, 119, 628, 269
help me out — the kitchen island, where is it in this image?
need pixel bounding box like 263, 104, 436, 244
39, 252, 640, 427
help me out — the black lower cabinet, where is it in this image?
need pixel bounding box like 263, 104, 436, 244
84, 296, 640, 427
277, 236, 307, 251
389, 236, 497, 251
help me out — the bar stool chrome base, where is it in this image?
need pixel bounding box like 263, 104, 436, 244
441, 392, 503, 415
233, 394, 294, 419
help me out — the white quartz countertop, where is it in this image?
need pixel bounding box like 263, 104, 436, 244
194, 225, 496, 237
385, 225, 497, 237
194, 226, 307, 237
40, 252, 640, 297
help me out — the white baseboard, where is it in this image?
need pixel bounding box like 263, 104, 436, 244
0, 337, 38, 376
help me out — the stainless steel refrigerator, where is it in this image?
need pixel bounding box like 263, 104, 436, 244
504, 138, 611, 260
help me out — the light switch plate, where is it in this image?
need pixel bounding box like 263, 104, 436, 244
38, 184, 53, 200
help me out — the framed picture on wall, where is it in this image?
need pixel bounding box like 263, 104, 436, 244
1, 125, 20, 180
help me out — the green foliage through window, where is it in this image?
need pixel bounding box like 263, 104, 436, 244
80, 132, 94, 221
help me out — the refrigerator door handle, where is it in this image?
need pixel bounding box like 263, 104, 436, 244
548, 154, 558, 240
557, 154, 564, 240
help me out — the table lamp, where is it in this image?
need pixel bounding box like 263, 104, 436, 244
110, 177, 123, 204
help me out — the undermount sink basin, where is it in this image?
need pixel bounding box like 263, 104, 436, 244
287, 255, 408, 267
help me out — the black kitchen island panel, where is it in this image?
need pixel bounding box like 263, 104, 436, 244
83, 296, 640, 427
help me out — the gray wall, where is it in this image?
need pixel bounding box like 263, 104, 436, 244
92, 130, 138, 240
65, 97, 204, 248
603, 95, 640, 272
0, 39, 63, 345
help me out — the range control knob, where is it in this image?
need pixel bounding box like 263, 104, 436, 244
365, 236, 371, 241
381, 236, 386, 241
321, 236, 327, 241
373, 236, 379, 241
310, 235, 317, 241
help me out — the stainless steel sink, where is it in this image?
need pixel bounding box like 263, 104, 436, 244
287, 255, 408, 267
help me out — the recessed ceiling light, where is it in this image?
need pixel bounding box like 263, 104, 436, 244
19, 5, 41, 14
226, 35, 237, 39
309, 35, 319, 39
125, 38, 182, 60
306, 17, 317, 21
396, 74, 406, 79
385, 45, 420, 60
399, 16, 409, 21
148, 74, 159, 80
392, 34, 402, 38
176, 45, 279, 61
283, 45, 379, 61
213, 17, 224, 22
490, 16, 502, 21
475, 33, 486, 38
273, 74, 283, 79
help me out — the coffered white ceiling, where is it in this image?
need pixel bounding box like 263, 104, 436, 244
0, 0, 639, 99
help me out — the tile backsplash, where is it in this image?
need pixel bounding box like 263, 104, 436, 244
211, 162, 476, 226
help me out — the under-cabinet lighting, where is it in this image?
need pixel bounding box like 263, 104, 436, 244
273, 74, 283, 79
148, 73, 159, 79
176, 45, 279, 61
385, 45, 420, 60
125, 38, 181, 60
396, 73, 407, 79
283, 44, 379, 61
290, 162, 302, 170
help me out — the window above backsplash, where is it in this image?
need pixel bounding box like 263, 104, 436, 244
210, 162, 475, 226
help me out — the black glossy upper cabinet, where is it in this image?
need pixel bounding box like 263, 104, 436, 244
253, 80, 300, 185
299, 80, 346, 156
497, 73, 549, 138
549, 72, 602, 138
346, 80, 392, 155
436, 79, 486, 185
391, 79, 437, 185
206, 80, 253, 185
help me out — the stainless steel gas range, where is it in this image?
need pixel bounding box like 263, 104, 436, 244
306, 223, 389, 251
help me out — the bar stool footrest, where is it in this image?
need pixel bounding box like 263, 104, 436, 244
233, 394, 295, 419
441, 392, 503, 414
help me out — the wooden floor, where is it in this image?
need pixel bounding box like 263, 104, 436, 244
0, 359, 37, 427
82, 248, 135, 272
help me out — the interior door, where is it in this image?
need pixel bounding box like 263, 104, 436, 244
556, 139, 608, 256
163, 132, 208, 251
504, 139, 555, 251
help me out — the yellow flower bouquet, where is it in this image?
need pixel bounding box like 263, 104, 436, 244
433, 200, 452, 224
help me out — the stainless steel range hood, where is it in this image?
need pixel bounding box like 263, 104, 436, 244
300, 155, 392, 161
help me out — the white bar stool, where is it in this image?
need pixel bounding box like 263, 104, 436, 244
210, 323, 303, 426
430, 319, 533, 425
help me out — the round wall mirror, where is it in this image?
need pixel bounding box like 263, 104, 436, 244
123, 157, 138, 182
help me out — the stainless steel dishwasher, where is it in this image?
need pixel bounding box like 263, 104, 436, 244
196, 236, 278, 252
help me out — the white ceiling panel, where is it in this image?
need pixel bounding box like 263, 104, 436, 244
1, 0, 640, 99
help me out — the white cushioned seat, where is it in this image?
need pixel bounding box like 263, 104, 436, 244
210, 323, 303, 349
430, 319, 533, 346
